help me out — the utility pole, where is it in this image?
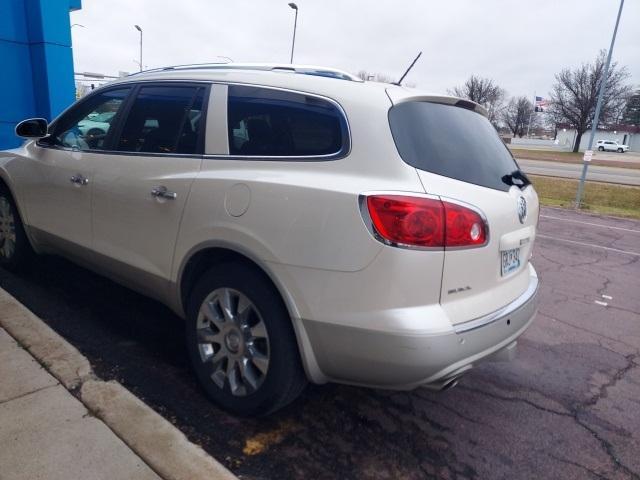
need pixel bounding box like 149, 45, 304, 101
575, 0, 625, 208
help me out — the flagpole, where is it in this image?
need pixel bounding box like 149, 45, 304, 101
526, 91, 535, 138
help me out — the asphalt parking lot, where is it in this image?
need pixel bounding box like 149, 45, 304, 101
1, 206, 638, 480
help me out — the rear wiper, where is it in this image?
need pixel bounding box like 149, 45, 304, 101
501, 170, 531, 189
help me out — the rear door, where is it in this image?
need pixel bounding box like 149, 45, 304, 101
388, 98, 539, 324
90, 82, 208, 296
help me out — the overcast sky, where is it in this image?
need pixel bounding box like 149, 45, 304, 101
70, 0, 639, 99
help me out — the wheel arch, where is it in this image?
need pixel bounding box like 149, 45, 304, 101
175, 243, 326, 384
0, 169, 38, 249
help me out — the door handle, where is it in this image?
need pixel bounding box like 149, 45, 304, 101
150, 186, 177, 200
69, 174, 89, 186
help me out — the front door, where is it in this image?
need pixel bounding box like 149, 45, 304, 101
90, 83, 208, 296
21, 87, 132, 249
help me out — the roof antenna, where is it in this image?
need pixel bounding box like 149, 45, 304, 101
394, 51, 422, 86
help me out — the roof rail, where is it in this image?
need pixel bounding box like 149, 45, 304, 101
128, 63, 363, 82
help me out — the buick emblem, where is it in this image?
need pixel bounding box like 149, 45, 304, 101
517, 196, 527, 224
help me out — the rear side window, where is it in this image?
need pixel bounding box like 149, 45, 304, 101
227, 85, 347, 157
389, 102, 521, 192
117, 85, 205, 154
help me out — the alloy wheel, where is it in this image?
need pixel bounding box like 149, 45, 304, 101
196, 288, 270, 396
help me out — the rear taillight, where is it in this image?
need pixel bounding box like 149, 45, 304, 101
364, 194, 487, 249
366, 195, 444, 247
443, 201, 487, 247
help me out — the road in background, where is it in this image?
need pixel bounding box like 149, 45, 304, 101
0, 207, 639, 479
518, 158, 640, 185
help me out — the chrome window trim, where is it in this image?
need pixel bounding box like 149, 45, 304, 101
36, 79, 351, 162
357, 190, 490, 251
34, 147, 204, 159
453, 274, 539, 334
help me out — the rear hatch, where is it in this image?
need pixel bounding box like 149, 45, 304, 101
387, 90, 539, 325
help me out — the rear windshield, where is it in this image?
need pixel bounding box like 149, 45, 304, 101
389, 101, 522, 192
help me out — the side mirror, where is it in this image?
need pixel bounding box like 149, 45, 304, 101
15, 118, 49, 138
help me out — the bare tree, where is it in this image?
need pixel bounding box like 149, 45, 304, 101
502, 96, 533, 138
547, 50, 632, 152
449, 75, 506, 127
356, 70, 396, 84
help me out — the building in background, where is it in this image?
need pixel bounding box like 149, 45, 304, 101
555, 124, 640, 152
0, 0, 81, 149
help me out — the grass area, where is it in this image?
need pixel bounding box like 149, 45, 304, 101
510, 148, 640, 170
530, 175, 640, 220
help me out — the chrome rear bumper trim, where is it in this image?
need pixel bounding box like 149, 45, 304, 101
453, 275, 539, 334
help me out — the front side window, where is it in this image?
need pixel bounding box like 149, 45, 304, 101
49, 88, 131, 150
117, 85, 205, 154
227, 85, 347, 157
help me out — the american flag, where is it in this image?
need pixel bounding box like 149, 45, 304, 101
535, 96, 548, 112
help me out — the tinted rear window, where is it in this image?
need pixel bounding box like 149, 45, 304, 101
389, 102, 520, 191
227, 85, 347, 157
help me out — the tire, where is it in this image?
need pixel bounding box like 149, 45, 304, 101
598, 146, 604, 151
0, 185, 34, 272
186, 261, 307, 416
617, 148, 623, 153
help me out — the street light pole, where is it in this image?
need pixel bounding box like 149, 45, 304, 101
134, 25, 143, 72
575, 0, 625, 208
288, 3, 298, 64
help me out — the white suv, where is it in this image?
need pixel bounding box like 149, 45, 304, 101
597, 140, 629, 152
0, 64, 539, 415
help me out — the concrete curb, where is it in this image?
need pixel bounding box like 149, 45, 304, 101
0, 288, 238, 480
82, 380, 237, 480
0, 289, 91, 389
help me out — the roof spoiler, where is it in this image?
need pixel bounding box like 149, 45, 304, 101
385, 88, 489, 118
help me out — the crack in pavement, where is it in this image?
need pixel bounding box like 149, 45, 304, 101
459, 355, 640, 479
458, 385, 571, 417
536, 312, 640, 354
411, 390, 489, 427
549, 453, 610, 480
579, 355, 638, 410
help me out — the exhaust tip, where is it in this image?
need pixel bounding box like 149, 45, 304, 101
423, 365, 472, 392
441, 378, 459, 391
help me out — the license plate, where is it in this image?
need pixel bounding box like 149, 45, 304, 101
501, 248, 521, 276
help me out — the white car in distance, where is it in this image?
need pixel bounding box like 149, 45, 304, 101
596, 140, 629, 153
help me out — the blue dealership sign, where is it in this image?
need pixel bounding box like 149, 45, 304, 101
0, 0, 81, 149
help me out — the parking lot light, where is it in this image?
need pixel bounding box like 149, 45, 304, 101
134, 24, 143, 72
288, 3, 298, 64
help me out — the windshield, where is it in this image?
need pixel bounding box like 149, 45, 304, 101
389, 101, 525, 192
